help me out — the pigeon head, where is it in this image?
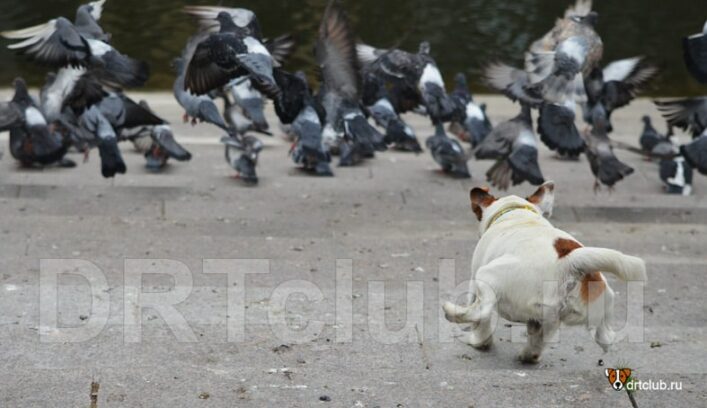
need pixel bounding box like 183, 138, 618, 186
642, 115, 652, 125
582, 11, 599, 27
215, 11, 238, 32
294, 70, 308, 83
480, 103, 487, 113
418, 41, 431, 55
11, 77, 32, 105
171, 57, 185, 72
454, 73, 467, 88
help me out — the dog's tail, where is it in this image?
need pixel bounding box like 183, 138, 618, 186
564, 247, 647, 282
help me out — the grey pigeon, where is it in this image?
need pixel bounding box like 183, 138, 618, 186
583, 57, 658, 132
425, 123, 470, 178
1, 3, 149, 88
2, 78, 71, 167
272, 69, 332, 175
221, 135, 263, 184
65, 104, 126, 178
487, 1, 602, 156
655, 97, 707, 138
660, 156, 693, 195
362, 72, 421, 152
358, 41, 455, 124
183, 6, 263, 39
142, 125, 192, 170
449, 73, 492, 147
316, 1, 386, 166
226, 77, 270, 134
485, 62, 585, 156
639, 116, 672, 156
183, 11, 279, 98
683, 20, 707, 83
582, 104, 634, 191
173, 54, 230, 132
96, 92, 165, 132
475, 103, 544, 190
680, 131, 707, 176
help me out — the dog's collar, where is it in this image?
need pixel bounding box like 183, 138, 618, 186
485, 204, 539, 230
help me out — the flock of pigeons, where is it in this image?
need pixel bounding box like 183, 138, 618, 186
0, 0, 705, 193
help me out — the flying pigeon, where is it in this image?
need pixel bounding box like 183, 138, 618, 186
425, 123, 470, 178
226, 77, 270, 134
273, 69, 332, 176
183, 6, 263, 39
173, 54, 231, 132
221, 135, 263, 184
485, 62, 585, 156
679, 131, 707, 176
63, 104, 125, 177
95, 92, 165, 132
475, 103, 544, 190
143, 125, 192, 170
582, 104, 634, 191
583, 57, 658, 132
489, 1, 602, 156
0, 78, 72, 167
449, 73, 492, 147
1, 2, 149, 89
118, 100, 192, 170
316, 0, 386, 166
358, 41, 456, 124
525, 3, 603, 105
362, 72, 422, 152
183, 10, 279, 98
655, 97, 707, 138
683, 20, 707, 83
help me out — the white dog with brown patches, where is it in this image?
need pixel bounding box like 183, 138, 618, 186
443, 182, 647, 363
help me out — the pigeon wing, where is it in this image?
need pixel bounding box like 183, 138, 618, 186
0, 102, 23, 132
316, 0, 360, 102
655, 98, 707, 138
2, 17, 90, 68
265, 34, 296, 65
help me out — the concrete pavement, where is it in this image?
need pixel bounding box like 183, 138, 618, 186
0, 94, 706, 407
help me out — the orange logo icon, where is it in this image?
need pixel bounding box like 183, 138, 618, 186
605, 368, 632, 391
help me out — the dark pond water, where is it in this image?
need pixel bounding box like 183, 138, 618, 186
0, 0, 704, 95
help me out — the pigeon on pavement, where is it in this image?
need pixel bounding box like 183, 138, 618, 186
426, 122, 470, 178
1, 78, 71, 167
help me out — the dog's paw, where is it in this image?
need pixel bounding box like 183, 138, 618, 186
443, 301, 466, 323
466, 331, 493, 350
519, 349, 542, 364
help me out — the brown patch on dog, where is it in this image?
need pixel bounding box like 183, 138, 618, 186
554, 238, 583, 258
470, 188, 497, 221
581, 272, 606, 303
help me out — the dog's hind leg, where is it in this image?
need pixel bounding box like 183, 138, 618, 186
520, 319, 559, 364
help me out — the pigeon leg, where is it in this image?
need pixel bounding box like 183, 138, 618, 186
182, 113, 189, 123
191, 118, 198, 126
83, 149, 91, 163
593, 180, 601, 195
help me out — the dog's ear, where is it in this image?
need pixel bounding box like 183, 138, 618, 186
527, 181, 555, 217
470, 187, 496, 221
604, 368, 611, 378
